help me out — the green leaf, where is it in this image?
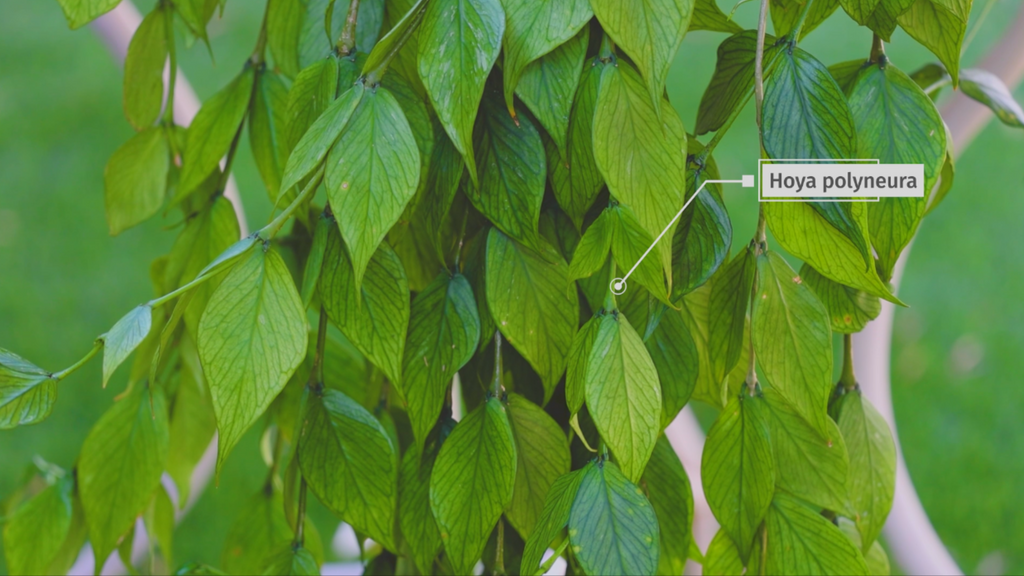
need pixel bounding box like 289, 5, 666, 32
505, 393, 571, 538
762, 47, 856, 160
838, 0, 882, 24
417, 119, 464, 262
752, 251, 833, 430
593, 61, 687, 278
468, 97, 546, 248
926, 132, 955, 215
763, 200, 898, 303
695, 31, 760, 135
501, 0, 592, 117
361, 0, 428, 77
430, 397, 517, 575
267, 0, 304, 78
167, 347, 216, 507
299, 389, 399, 551
283, 58, 342, 160
671, 144, 732, 300
960, 68, 1024, 128
417, 0, 505, 183
643, 435, 693, 576
521, 469, 586, 575
568, 209, 613, 285
701, 392, 774, 562
250, 71, 290, 201
564, 314, 601, 417
382, 70, 435, 204
516, 27, 590, 156
830, 59, 868, 95
708, 247, 755, 387
838, 518, 891, 575
399, 439, 446, 574
836, 389, 896, 550
645, 306, 698, 427
101, 304, 152, 388
221, 489, 294, 575
548, 60, 606, 231
400, 273, 480, 446
123, 6, 168, 130
585, 311, 662, 483
179, 68, 256, 197
772, 0, 840, 38
2, 474, 74, 575
262, 546, 319, 576
590, 0, 693, 112
865, 0, 915, 41
607, 203, 670, 304
325, 84, 421, 292
569, 460, 660, 576
485, 229, 578, 402
165, 197, 241, 291
703, 529, 745, 575
801, 264, 881, 334
198, 247, 308, 472
898, 0, 966, 85
848, 61, 946, 280
104, 127, 170, 235
319, 224, 409, 384
0, 348, 57, 429
763, 387, 852, 515
301, 215, 330, 308
79, 385, 170, 568
764, 492, 869, 575
57, 0, 121, 29
691, 0, 743, 33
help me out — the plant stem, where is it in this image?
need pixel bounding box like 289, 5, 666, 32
492, 331, 504, 397
259, 166, 325, 240
754, 0, 769, 134
789, 0, 816, 42
494, 518, 506, 576
839, 333, 858, 391
309, 307, 329, 392
149, 265, 220, 307
51, 341, 103, 381
294, 477, 308, 547
162, 0, 178, 127
759, 524, 768, 575
598, 33, 616, 62
870, 33, 886, 63
337, 0, 361, 55
250, 1, 270, 65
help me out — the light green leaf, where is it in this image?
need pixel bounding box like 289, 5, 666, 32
283, 58, 342, 160
501, 0, 592, 116
763, 387, 852, 515
607, 203, 670, 304
773, 0, 840, 38
167, 345, 216, 508
401, 273, 480, 446
752, 251, 833, 431
164, 197, 240, 291
198, 247, 308, 472
708, 247, 755, 387
101, 304, 152, 388
179, 68, 256, 197
221, 489, 294, 575
2, 474, 74, 576
643, 435, 693, 576
57, 0, 121, 29
703, 529, 745, 575
645, 306, 698, 427
836, 389, 896, 550
960, 68, 1024, 128
548, 59, 606, 230
325, 84, 421, 292
691, 0, 743, 33
585, 311, 662, 483
568, 209, 613, 285
506, 393, 571, 538
593, 61, 686, 278
848, 61, 946, 280
399, 438, 447, 574
104, 127, 169, 235
0, 348, 57, 429
569, 460, 660, 576
521, 469, 586, 575
671, 142, 732, 300
250, 71, 290, 201
801, 264, 881, 334
866, 0, 915, 41
701, 392, 774, 562
267, 0, 303, 78
590, 0, 693, 111
381, 70, 434, 205
319, 224, 409, 384
299, 389, 399, 551
418, 0, 505, 183
144, 485, 175, 567
486, 229, 578, 402
565, 314, 601, 417
123, 6, 167, 130
430, 397, 517, 575
516, 26, 589, 156
898, 0, 966, 85
468, 97, 546, 248
262, 546, 319, 576
765, 492, 869, 575
838, 0, 882, 24
79, 385, 170, 568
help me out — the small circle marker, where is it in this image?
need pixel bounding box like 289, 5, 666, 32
610, 278, 627, 295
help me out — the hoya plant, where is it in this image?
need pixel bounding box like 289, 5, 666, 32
3, 0, 1023, 574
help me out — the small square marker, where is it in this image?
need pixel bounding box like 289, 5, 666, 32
742, 174, 755, 188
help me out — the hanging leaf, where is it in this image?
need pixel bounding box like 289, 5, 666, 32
283, 57, 342, 159
299, 389, 399, 551
764, 492, 869, 575
56, 0, 121, 29
642, 435, 694, 576
267, 0, 303, 78
517, 27, 590, 156
399, 437, 448, 574
198, 247, 308, 472
221, 489, 294, 575
568, 460, 660, 576
123, 6, 167, 130
671, 143, 732, 300
960, 68, 1024, 128
104, 127, 170, 235
430, 397, 517, 575
703, 529, 746, 575
1, 474, 75, 575
801, 264, 881, 334
773, 0, 840, 38
691, 0, 743, 33
708, 247, 755, 388
505, 393, 571, 538
696, 31, 760, 135
400, 272, 480, 446
0, 348, 57, 429
417, 0, 505, 182
521, 469, 586, 575
898, 0, 966, 85
584, 310, 662, 483
250, 71, 290, 201
866, 0, 915, 41
262, 546, 319, 576
645, 305, 698, 427
167, 346, 216, 507
101, 304, 153, 388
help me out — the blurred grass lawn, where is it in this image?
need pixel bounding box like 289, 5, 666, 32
1, 0, 1022, 574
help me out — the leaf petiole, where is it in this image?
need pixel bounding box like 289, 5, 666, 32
51, 340, 103, 381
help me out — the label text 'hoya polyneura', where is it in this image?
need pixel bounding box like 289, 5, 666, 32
760, 163, 925, 198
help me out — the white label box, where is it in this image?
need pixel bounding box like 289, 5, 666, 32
760, 162, 925, 198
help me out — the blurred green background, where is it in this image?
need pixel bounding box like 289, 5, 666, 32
1, 0, 1021, 574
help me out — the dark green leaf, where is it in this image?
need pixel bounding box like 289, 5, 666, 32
801, 264, 881, 334
123, 6, 168, 130
521, 469, 586, 575
0, 348, 57, 429
300, 389, 399, 551
80, 385, 170, 568
708, 247, 755, 387
430, 397, 517, 575
897, 0, 966, 85
301, 215, 331, 308
830, 59, 868, 95
104, 127, 170, 235
569, 460, 660, 576
57, 0, 121, 29
764, 492, 869, 575
399, 440, 445, 574
645, 307, 698, 427
691, 0, 743, 33
284, 58, 342, 160
250, 71, 290, 201
361, 0, 428, 78
695, 31, 760, 136
516, 27, 590, 156
836, 389, 896, 550
959, 68, 1024, 128
642, 435, 693, 576
506, 393, 571, 538
671, 143, 732, 300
